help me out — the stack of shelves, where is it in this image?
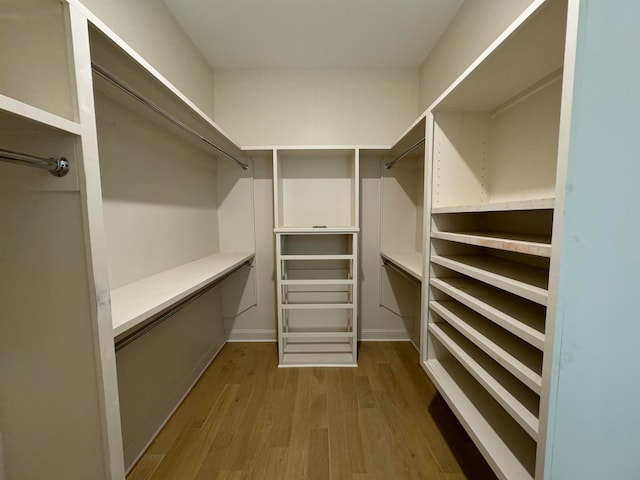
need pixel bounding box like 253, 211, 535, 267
423, 1, 568, 479
274, 148, 359, 366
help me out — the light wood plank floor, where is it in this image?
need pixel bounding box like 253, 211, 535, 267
127, 342, 497, 480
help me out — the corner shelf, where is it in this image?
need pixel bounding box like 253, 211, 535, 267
111, 252, 254, 337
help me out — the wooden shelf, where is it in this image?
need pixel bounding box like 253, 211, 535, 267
431, 198, 554, 214
380, 251, 423, 281
280, 352, 357, 367
0, 94, 82, 135
431, 231, 551, 257
430, 255, 549, 305
284, 343, 353, 353
430, 277, 545, 350
275, 226, 360, 234
424, 359, 536, 480
111, 252, 254, 337
281, 254, 353, 261
429, 300, 542, 394
281, 279, 354, 286
430, 323, 539, 439
281, 303, 354, 310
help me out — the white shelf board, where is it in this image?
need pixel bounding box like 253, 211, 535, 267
281, 303, 354, 310
280, 254, 353, 261
111, 252, 254, 337
430, 323, 539, 440
430, 255, 549, 305
284, 343, 353, 353
424, 359, 535, 480
431, 198, 554, 214
0, 93, 82, 135
280, 352, 357, 367
275, 226, 360, 233
430, 300, 542, 394
380, 251, 423, 281
430, 277, 545, 350
281, 279, 354, 286
282, 331, 354, 339
432, 231, 552, 258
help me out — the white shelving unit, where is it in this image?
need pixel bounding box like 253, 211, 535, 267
422, 1, 571, 479
274, 149, 359, 366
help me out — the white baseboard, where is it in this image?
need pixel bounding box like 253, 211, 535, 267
359, 328, 411, 341
226, 329, 277, 342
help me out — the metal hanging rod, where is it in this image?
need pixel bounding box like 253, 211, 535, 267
384, 138, 425, 170
0, 148, 70, 177
382, 259, 422, 285
91, 63, 249, 171
114, 259, 253, 352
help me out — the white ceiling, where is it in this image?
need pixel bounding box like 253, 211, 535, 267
163, 0, 464, 70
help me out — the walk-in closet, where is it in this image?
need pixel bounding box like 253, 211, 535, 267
1, 0, 639, 479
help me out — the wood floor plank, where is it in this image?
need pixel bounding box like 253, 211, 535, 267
127, 342, 496, 480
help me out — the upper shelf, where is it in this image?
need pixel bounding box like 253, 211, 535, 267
0, 94, 82, 136
431, 231, 552, 258
111, 252, 254, 337
275, 227, 360, 234
432, 0, 567, 112
432, 198, 555, 214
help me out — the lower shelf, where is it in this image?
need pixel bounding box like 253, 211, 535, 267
280, 350, 357, 367
424, 358, 536, 480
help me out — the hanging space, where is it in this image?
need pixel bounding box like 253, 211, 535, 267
377, 117, 427, 348
86, 24, 256, 470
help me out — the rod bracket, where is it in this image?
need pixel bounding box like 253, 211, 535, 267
50, 157, 70, 177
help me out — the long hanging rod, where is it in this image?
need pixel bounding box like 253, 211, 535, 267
0, 148, 70, 177
114, 259, 253, 352
384, 138, 425, 170
91, 63, 249, 171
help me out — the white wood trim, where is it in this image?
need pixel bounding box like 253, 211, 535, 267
275, 227, 360, 233
281, 303, 355, 310
66, 5, 125, 479
111, 252, 254, 337
280, 254, 354, 261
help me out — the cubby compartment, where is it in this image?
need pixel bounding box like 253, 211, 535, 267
274, 148, 359, 230
0, 0, 77, 122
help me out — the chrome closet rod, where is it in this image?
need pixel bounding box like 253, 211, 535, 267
384, 138, 425, 170
91, 63, 249, 170
382, 259, 422, 285
0, 148, 70, 177
114, 259, 253, 352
